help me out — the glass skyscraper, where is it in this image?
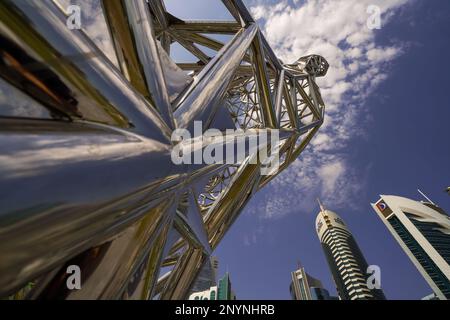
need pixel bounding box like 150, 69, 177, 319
316, 206, 386, 300
372, 195, 450, 300
189, 273, 236, 300
290, 266, 336, 300
189, 256, 219, 295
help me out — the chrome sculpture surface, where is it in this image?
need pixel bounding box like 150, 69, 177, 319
0, 0, 328, 299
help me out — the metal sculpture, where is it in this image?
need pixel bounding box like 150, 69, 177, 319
0, 0, 328, 299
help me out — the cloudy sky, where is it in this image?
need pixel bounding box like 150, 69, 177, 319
245, 0, 411, 218
64, 0, 450, 299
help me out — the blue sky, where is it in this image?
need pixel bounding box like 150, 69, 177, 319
73, 0, 450, 299
163, 0, 450, 300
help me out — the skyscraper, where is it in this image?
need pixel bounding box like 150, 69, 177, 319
290, 266, 336, 300
316, 204, 386, 300
189, 273, 236, 300
372, 195, 450, 300
189, 256, 219, 295
217, 273, 236, 300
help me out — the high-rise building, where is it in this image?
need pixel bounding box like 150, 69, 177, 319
217, 273, 236, 300
189, 256, 219, 295
316, 204, 386, 300
421, 293, 439, 300
290, 266, 336, 300
189, 273, 236, 300
372, 195, 450, 300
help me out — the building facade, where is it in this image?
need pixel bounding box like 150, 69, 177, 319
189, 273, 236, 300
189, 256, 219, 295
316, 207, 386, 300
290, 267, 336, 300
372, 195, 450, 300
421, 293, 439, 300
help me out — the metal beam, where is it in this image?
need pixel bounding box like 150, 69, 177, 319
170, 31, 211, 64
221, 0, 243, 25
251, 31, 278, 128
295, 80, 322, 120
177, 31, 253, 63
102, 0, 174, 129
148, 0, 169, 30
170, 21, 242, 34
0, 0, 171, 141
0, 119, 180, 296
174, 24, 258, 131
159, 247, 205, 300
220, 0, 255, 26
275, 69, 285, 127
32, 198, 177, 299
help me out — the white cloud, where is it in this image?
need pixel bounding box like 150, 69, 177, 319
245, 0, 412, 218
55, 0, 118, 66
243, 224, 267, 246
318, 160, 345, 193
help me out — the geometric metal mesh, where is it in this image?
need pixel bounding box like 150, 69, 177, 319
0, 0, 328, 299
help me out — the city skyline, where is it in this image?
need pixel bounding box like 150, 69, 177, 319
279, 193, 449, 301
217, 190, 449, 300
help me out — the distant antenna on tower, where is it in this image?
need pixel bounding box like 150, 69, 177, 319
417, 189, 435, 205
317, 198, 326, 211
297, 260, 302, 270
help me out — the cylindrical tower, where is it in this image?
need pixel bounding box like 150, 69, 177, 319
316, 207, 386, 300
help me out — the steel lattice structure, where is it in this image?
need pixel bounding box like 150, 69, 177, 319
0, 0, 328, 299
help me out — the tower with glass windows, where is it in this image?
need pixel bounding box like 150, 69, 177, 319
290, 266, 336, 300
372, 195, 450, 300
316, 205, 386, 300
188, 273, 236, 300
